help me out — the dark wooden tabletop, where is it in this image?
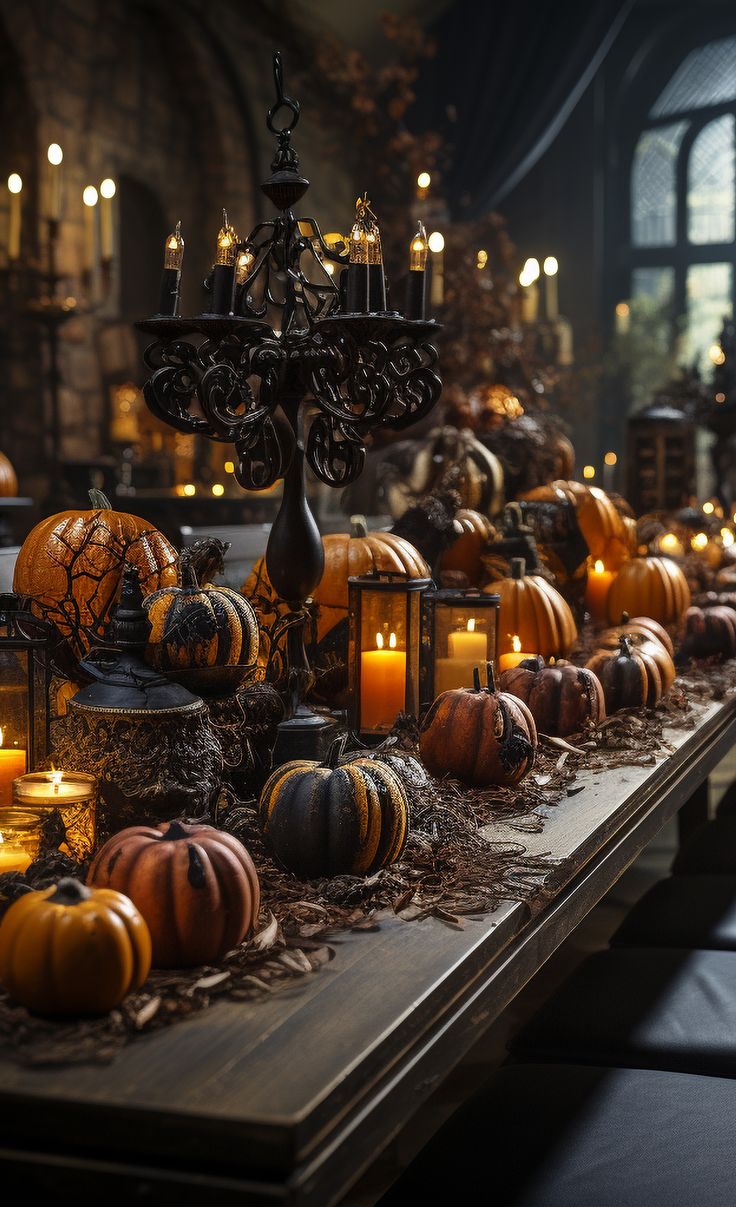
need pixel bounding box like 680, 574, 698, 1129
0, 696, 734, 1205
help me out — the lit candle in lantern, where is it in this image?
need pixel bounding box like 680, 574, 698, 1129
7, 173, 22, 260
47, 143, 63, 221
0, 727, 27, 805
499, 635, 533, 672
82, 184, 99, 273
360, 631, 406, 731
99, 177, 116, 260
434, 618, 489, 697
585, 559, 614, 624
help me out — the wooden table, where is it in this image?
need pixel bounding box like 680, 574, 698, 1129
0, 696, 734, 1204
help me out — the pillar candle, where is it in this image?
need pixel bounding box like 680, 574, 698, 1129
521, 282, 539, 323
360, 632, 406, 730
0, 743, 26, 804
545, 272, 558, 321
7, 175, 22, 260
498, 636, 533, 672
585, 560, 614, 624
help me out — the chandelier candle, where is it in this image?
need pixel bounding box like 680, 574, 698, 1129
210, 210, 237, 314
159, 222, 184, 315
406, 222, 428, 320
346, 195, 385, 312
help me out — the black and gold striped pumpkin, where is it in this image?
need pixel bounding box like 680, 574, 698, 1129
259, 738, 409, 879
144, 569, 259, 696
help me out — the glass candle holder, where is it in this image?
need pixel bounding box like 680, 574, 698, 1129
348, 572, 432, 737
0, 593, 54, 803
0, 808, 42, 873
13, 770, 98, 861
421, 589, 500, 708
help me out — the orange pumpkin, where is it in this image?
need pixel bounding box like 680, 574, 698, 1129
13, 490, 178, 661
0, 450, 18, 497
438, 509, 495, 585
483, 556, 577, 659
607, 556, 691, 626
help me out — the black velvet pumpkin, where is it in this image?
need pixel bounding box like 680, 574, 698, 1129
259, 738, 409, 879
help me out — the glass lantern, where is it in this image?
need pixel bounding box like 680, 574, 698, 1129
421, 589, 500, 710
348, 572, 432, 737
0, 593, 53, 804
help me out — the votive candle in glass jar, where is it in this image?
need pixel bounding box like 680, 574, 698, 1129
13, 770, 97, 860
0, 808, 42, 873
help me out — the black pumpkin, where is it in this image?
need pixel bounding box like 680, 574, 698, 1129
259, 737, 409, 879
144, 563, 259, 696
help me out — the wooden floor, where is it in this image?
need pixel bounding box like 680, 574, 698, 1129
350, 745, 736, 1206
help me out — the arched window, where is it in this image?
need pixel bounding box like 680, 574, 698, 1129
630, 35, 736, 372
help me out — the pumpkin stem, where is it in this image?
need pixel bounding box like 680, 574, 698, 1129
49, 877, 91, 906
486, 660, 497, 693
88, 488, 112, 510
163, 820, 190, 841
510, 557, 526, 580
618, 634, 634, 658
350, 514, 369, 539
620, 612, 630, 624
325, 733, 349, 769
473, 665, 482, 692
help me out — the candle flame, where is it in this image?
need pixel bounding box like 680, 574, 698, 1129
467, 618, 476, 633
389, 632, 397, 649
376, 632, 383, 650
51, 769, 63, 794
594, 560, 605, 574
512, 635, 521, 653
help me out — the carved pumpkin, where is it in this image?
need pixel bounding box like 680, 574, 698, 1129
0, 450, 18, 497
586, 635, 663, 711
144, 566, 259, 696
0, 878, 151, 1016
259, 737, 408, 879
419, 663, 537, 787
680, 605, 736, 661
522, 481, 630, 569
483, 556, 577, 659
381, 426, 504, 520
13, 489, 178, 662
596, 625, 676, 696
438, 508, 495, 585
607, 556, 691, 626
88, 821, 260, 968
500, 655, 605, 737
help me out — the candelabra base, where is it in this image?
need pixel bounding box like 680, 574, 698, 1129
271, 706, 339, 765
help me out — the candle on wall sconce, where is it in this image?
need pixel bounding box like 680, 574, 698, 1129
47, 143, 63, 221
543, 255, 558, 320
210, 209, 237, 315
428, 229, 445, 307
82, 184, 99, 274
159, 221, 184, 315
7, 173, 22, 260
406, 220, 428, 320
99, 177, 116, 261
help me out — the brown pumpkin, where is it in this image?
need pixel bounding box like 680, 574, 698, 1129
679, 605, 736, 661
13, 489, 178, 662
419, 663, 537, 787
0, 878, 151, 1016
607, 557, 691, 626
484, 556, 577, 660
259, 737, 409, 879
144, 565, 259, 696
0, 450, 18, 497
88, 821, 260, 968
500, 655, 605, 737
596, 625, 676, 697
438, 508, 495, 585
608, 613, 675, 657
586, 635, 663, 711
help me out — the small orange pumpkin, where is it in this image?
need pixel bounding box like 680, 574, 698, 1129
483, 556, 577, 659
607, 556, 691, 626
0, 878, 151, 1016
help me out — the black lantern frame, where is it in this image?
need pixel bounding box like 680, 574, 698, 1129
0, 592, 54, 777
420, 588, 500, 712
136, 52, 442, 762
348, 572, 431, 739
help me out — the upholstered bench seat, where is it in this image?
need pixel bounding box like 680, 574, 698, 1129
612, 875, 736, 950
381, 1063, 736, 1206
673, 817, 736, 875
511, 947, 736, 1076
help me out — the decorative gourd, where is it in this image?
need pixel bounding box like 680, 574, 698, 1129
243, 517, 429, 647
438, 508, 495, 585
0, 878, 151, 1016
144, 562, 259, 696
522, 481, 630, 568
679, 605, 736, 661
606, 556, 691, 626
0, 450, 18, 497
13, 489, 178, 661
596, 625, 676, 696
586, 635, 663, 711
483, 556, 577, 659
259, 737, 408, 879
88, 821, 260, 968
500, 655, 605, 737
419, 663, 537, 787
382, 426, 504, 520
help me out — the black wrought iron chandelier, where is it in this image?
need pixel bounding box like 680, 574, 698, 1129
137, 52, 442, 757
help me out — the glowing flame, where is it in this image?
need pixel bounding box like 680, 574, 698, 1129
376, 632, 383, 650
389, 632, 397, 649
51, 769, 63, 795
512, 635, 521, 653
594, 560, 605, 574
467, 618, 476, 633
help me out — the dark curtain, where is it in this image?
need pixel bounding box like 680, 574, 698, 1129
419, 0, 634, 216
